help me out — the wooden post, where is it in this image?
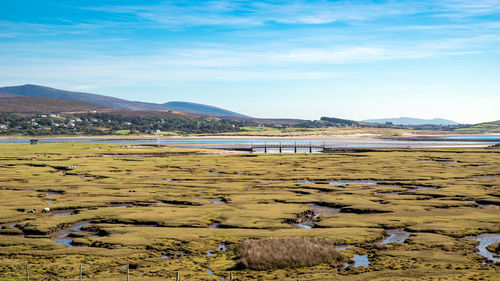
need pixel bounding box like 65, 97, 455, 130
26, 265, 29, 281
176, 271, 180, 281
279, 142, 282, 153
264, 142, 267, 153
294, 142, 297, 153
80, 264, 82, 281
309, 141, 312, 153
230, 273, 233, 281
127, 265, 129, 281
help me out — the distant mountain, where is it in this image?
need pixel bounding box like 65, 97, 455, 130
0, 97, 113, 113
0, 84, 248, 117
363, 117, 459, 126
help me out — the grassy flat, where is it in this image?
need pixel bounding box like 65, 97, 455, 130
0, 143, 498, 280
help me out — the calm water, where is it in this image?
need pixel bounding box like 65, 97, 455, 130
439, 134, 500, 140
344, 255, 370, 268
0, 135, 495, 149
379, 229, 410, 245
468, 233, 500, 263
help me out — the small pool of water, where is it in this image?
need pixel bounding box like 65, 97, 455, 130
148, 178, 179, 182
0, 222, 18, 230
217, 243, 227, 252
345, 254, 370, 267
329, 180, 377, 186
407, 186, 437, 192
209, 223, 220, 228
297, 180, 316, 184
468, 233, 500, 263
295, 223, 312, 229
45, 192, 63, 196
110, 204, 132, 208
477, 204, 499, 210
207, 244, 227, 257
306, 203, 340, 216
379, 229, 410, 245
53, 237, 73, 247
353, 255, 370, 267
53, 211, 74, 217
297, 223, 312, 229
45, 200, 53, 205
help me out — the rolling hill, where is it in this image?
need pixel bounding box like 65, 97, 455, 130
0, 97, 113, 113
0, 84, 249, 117
454, 120, 500, 133
363, 117, 458, 126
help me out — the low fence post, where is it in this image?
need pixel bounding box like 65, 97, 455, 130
176, 271, 180, 281
80, 264, 82, 281
230, 273, 233, 281
26, 265, 29, 281
127, 265, 130, 281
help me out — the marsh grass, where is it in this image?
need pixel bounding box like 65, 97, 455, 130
236, 237, 345, 270
0, 143, 499, 280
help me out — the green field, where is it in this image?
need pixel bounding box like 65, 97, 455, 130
0, 143, 498, 280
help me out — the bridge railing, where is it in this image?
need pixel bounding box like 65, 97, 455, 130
250, 143, 325, 153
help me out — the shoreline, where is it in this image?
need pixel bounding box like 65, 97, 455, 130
0, 133, 383, 140
0, 132, 498, 141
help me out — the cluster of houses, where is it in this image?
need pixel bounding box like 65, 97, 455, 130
2, 115, 109, 131
36, 114, 60, 118
65, 117, 83, 127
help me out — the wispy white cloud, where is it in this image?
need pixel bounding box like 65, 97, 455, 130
439, 0, 500, 15
1, 32, 496, 91
84, 0, 500, 28
85, 0, 424, 27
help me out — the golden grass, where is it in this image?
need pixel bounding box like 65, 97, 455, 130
236, 237, 345, 270
0, 143, 499, 280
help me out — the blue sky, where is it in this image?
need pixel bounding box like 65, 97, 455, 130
1, 0, 499, 123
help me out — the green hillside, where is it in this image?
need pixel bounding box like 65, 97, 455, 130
454, 120, 500, 133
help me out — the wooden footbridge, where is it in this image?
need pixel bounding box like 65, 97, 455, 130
250, 142, 326, 153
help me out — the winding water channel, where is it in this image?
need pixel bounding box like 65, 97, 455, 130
467, 233, 500, 263
52, 221, 94, 248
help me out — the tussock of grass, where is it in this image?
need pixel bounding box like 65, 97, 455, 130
236, 237, 345, 270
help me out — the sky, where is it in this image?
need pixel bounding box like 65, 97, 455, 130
1, 0, 499, 123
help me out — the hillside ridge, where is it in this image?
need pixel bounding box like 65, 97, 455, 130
0, 84, 248, 117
